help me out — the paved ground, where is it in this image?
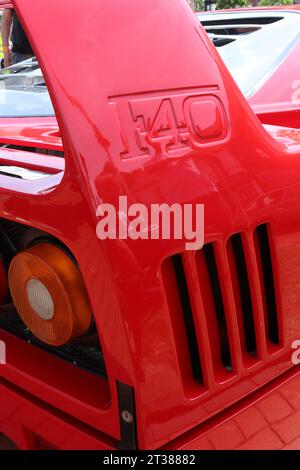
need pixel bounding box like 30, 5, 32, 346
177, 373, 300, 450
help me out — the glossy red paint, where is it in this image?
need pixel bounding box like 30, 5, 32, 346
0, 0, 300, 450
0, 117, 62, 151
2, 356, 300, 450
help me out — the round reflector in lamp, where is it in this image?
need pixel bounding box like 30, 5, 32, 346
8, 243, 93, 346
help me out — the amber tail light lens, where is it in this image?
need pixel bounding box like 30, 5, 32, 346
8, 243, 93, 346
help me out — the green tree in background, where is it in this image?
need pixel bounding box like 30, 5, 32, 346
259, 0, 292, 5
195, 0, 204, 10
215, 0, 249, 9
187, 0, 293, 12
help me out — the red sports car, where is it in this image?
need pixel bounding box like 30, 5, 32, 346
0, 0, 300, 452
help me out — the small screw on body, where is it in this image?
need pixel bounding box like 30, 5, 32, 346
121, 410, 133, 424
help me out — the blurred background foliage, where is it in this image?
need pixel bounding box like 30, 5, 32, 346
187, 0, 293, 11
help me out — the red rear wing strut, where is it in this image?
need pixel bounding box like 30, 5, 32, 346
3, 0, 300, 451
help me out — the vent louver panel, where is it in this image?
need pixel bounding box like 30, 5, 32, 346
162, 224, 281, 391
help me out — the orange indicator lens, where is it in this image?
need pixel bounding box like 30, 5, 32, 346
8, 243, 93, 346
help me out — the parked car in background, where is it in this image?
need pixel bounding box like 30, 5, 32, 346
0, 57, 54, 117
197, 7, 300, 127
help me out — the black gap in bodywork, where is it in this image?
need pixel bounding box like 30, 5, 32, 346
203, 243, 232, 370
230, 233, 256, 355
255, 224, 279, 345
172, 254, 203, 383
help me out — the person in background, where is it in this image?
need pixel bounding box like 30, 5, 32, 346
1, 8, 34, 68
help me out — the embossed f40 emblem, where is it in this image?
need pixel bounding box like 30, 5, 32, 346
109, 87, 228, 159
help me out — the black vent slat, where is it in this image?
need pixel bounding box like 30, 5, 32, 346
255, 224, 279, 345
230, 234, 257, 356
203, 244, 232, 370
0, 144, 63, 158
172, 255, 203, 382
